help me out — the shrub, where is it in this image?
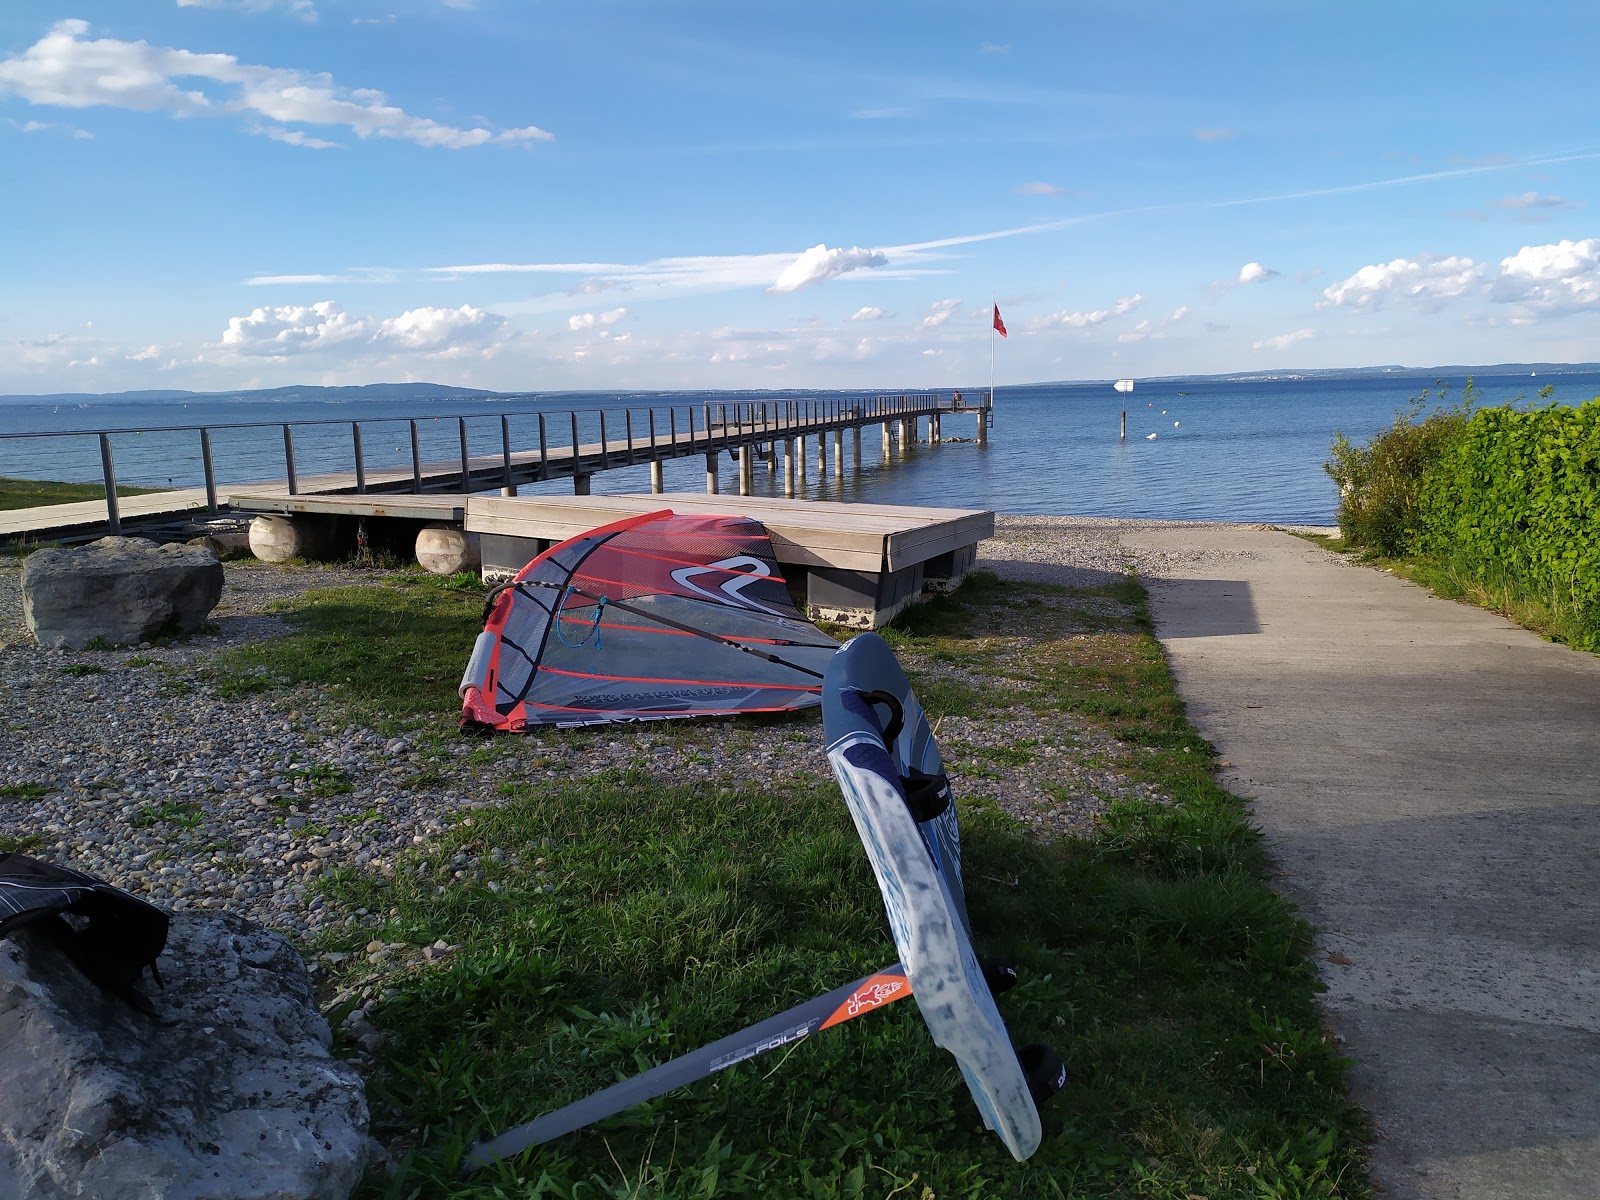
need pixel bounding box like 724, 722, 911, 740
1325, 385, 1474, 555
1419, 399, 1600, 649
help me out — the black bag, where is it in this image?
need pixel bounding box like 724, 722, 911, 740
0, 852, 170, 1012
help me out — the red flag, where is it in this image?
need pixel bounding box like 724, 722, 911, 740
993, 305, 1008, 338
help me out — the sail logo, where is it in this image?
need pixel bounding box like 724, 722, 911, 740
670, 555, 783, 614
845, 978, 905, 1016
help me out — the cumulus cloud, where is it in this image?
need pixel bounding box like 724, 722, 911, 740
568, 307, 629, 331
850, 306, 886, 321
219, 300, 512, 358
1116, 319, 1153, 343
0, 20, 552, 149
1253, 328, 1314, 351
1238, 261, 1279, 284
1170, 305, 1191, 321
920, 298, 961, 328
768, 244, 887, 293
1031, 293, 1143, 330
1320, 255, 1484, 312
1490, 238, 1600, 313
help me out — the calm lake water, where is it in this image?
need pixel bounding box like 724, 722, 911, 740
2, 371, 1593, 525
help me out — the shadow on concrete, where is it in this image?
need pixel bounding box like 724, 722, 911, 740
1143, 578, 1261, 638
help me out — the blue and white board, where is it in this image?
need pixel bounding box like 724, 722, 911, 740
822, 632, 1043, 1161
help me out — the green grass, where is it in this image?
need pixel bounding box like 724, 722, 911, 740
223, 567, 1370, 1198
0, 474, 160, 511
204, 570, 485, 733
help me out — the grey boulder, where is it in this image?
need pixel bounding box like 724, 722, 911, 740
0, 911, 369, 1200
21, 536, 224, 649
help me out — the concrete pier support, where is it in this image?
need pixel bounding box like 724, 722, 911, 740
784, 439, 796, 497
932, 414, 941, 444
767, 441, 777, 473
574, 473, 592, 496
650, 461, 664, 493
738, 444, 752, 495
977, 408, 988, 445
705, 452, 719, 494
853, 426, 862, 471
881, 422, 892, 463
833, 429, 843, 478
817, 429, 826, 476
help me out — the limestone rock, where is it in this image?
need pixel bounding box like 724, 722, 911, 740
0, 911, 369, 1200
21, 537, 223, 650
414, 523, 480, 575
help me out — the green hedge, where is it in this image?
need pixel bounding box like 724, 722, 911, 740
1419, 400, 1600, 650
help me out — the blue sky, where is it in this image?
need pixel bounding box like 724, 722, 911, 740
3, 1, 1599, 395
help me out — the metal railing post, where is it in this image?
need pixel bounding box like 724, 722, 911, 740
352, 422, 366, 493
199, 428, 218, 513
538, 413, 549, 480
599, 411, 611, 469
458, 418, 471, 488
282, 425, 299, 496
570, 411, 580, 480
409, 420, 421, 493
98, 433, 121, 534
625, 410, 635, 464
501, 415, 514, 490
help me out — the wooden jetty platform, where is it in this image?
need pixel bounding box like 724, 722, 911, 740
467, 492, 993, 627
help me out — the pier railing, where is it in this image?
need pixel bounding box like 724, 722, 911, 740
1, 392, 982, 536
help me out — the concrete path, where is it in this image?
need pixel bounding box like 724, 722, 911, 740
1122, 524, 1600, 1200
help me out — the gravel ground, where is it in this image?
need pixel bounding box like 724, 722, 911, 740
0, 516, 1274, 966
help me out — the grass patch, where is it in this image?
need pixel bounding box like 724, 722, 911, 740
129, 800, 205, 830
0, 475, 160, 511
205, 571, 486, 732
285, 570, 1368, 1198
0, 782, 52, 802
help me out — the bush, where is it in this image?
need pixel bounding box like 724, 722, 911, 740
1324, 385, 1474, 555
1419, 399, 1600, 650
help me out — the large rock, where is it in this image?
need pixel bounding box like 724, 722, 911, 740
414, 522, 480, 575
21, 537, 224, 650
0, 912, 369, 1200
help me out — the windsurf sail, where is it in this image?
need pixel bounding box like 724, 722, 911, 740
460, 510, 839, 731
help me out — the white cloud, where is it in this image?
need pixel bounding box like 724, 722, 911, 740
850, 306, 886, 321
126, 345, 161, 361
1031, 293, 1144, 330
922, 348, 941, 356
1238, 261, 1279, 284
920, 298, 961, 329
1117, 319, 1153, 343
218, 300, 512, 359
1490, 238, 1600, 314
568, 307, 629, 331
0, 20, 552, 149
1170, 306, 1191, 321
1492, 192, 1578, 212
177, 0, 319, 21
1320, 255, 1484, 312
769, 244, 888, 293
1253, 328, 1315, 351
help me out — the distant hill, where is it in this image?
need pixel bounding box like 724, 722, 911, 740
1022, 362, 1600, 388
0, 382, 504, 405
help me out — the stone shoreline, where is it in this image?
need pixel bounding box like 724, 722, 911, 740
0, 515, 1275, 976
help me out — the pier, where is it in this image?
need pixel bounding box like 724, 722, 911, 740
0, 392, 988, 548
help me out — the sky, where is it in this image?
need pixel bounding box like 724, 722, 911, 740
3, 1, 1600, 396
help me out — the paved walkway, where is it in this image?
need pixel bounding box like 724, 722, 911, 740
1121, 525, 1600, 1200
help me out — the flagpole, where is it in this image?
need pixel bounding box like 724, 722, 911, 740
989, 295, 997, 429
